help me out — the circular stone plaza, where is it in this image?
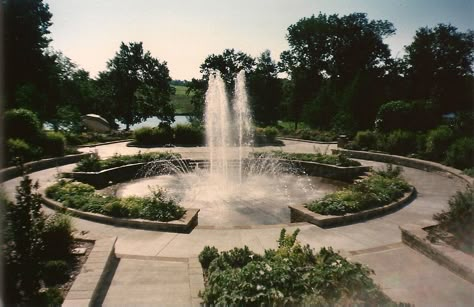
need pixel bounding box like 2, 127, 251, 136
2, 139, 473, 306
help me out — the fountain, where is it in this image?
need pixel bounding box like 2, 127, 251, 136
117, 71, 343, 226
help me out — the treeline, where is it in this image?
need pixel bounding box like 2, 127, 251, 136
3, 1, 473, 135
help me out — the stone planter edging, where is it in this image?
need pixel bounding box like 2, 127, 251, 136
278, 137, 337, 144
63, 236, 117, 307
41, 195, 199, 233
281, 159, 371, 182
400, 223, 474, 284
289, 187, 416, 228
77, 139, 134, 148
0, 153, 92, 183
333, 149, 473, 185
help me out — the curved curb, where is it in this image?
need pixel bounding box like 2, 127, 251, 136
400, 223, 474, 284
333, 149, 473, 185
0, 153, 92, 183
278, 137, 337, 144
77, 139, 134, 148
289, 187, 416, 228
41, 195, 199, 234
63, 236, 117, 307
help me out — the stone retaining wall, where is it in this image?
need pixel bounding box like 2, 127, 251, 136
333, 149, 473, 185
289, 187, 416, 228
41, 195, 199, 233
401, 223, 474, 284
283, 160, 371, 182
0, 153, 92, 183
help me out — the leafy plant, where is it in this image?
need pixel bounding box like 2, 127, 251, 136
199, 246, 219, 270
445, 137, 474, 170
42, 131, 66, 157
42, 260, 69, 286
199, 229, 403, 306
42, 213, 74, 260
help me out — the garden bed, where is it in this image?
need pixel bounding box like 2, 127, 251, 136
290, 187, 415, 228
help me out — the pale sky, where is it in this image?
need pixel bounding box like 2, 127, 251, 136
45, 0, 473, 81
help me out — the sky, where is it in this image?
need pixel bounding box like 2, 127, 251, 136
44, 0, 474, 81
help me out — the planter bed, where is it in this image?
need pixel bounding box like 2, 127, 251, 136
400, 222, 474, 284
281, 159, 371, 182
41, 195, 199, 233
289, 187, 416, 228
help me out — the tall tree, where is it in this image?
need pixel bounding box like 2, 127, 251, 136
102, 42, 174, 129
187, 49, 255, 121
248, 50, 282, 125
3, 0, 53, 111
405, 24, 474, 113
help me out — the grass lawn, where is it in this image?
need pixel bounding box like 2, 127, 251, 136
171, 85, 193, 114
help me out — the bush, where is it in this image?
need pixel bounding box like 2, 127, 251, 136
42, 214, 74, 260
263, 126, 278, 142
375, 100, 438, 132
198, 246, 219, 270
42, 131, 66, 157
425, 125, 454, 161
103, 200, 130, 218
174, 124, 204, 145
6, 138, 42, 163
200, 229, 400, 306
134, 126, 173, 145
42, 260, 69, 286
139, 188, 185, 221
35, 287, 64, 306
434, 187, 473, 245
353, 130, 378, 150
445, 137, 474, 170
382, 130, 417, 156
4, 108, 42, 142
74, 152, 101, 172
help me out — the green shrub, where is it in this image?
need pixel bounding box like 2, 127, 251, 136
445, 137, 474, 170
434, 187, 473, 245
200, 229, 399, 306
382, 130, 417, 156
35, 287, 64, 306
4, 108, 42, 142
463, 168, 474, 178
6, 138, 42, 163
42, 260, 69, 286
74, 152, 101, 172
425, 125, 454, 161
174, 124, 204, 145
139, 189, 185, 221
103, 200, 130, 218
307, 170, 410, 215
198, 246, 219, 270
134, 126, 173, 145
42, 214, 74, 260
42, 131, 66, 157
353, 130, 378, 150
263, 126, 279, 142
375, 100, 438, 132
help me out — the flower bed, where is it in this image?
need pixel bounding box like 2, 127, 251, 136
198, 229, 409, 306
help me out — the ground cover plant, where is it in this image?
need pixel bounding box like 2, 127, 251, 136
198, 229, 409, 306
73, 151, 181, 172
251, 151, 361, 167
429, 187, 474, 254
306, 165, 410, 215
64, 130, 133, 146
45, 180, 185, 221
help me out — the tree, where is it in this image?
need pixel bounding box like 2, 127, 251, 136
102, 42, 174, 130
280, 13, 395, 130
187, 49, 255, 121
248, 50, 282, 125
405, 24, 474, 113
3, 0, 53, 112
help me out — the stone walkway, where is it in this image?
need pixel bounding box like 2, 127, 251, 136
2, 140, 473, 306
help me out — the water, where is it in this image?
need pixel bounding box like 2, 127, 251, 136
117, 115, 189, 130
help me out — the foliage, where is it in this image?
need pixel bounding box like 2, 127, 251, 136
74, 151, 180, 172
174, 124, 204, 145
64, 131, 133, 146
307, 168, 410, 215
252, 151, 361, 167
433, 187, 473, 247
134, 126, 173, 145
171, 85, 194, 114
42, 213, 74, 260
463, 168, 474, 178
283, 128, 338, 142
101, 42, 174, 129
381, 130, 418, 156
445, 137, 474, 170
353, 130, 378, 150
36, 287, 64, 306
42, 260, 69, 286
199, 246, 219, 270
375, 100, 438, 132
4, 108, 42, 142
425, 125, 455, 161
3, 174, 45, 304
45, 180, 185, 222
6, 138, 43, 164
200, 229, 401, 306
42, 131, 66, 157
